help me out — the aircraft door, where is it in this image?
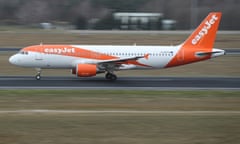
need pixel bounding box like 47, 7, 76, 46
177, 49, 184, 62
35, 45, 43, 61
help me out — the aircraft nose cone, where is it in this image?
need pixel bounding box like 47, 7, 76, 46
9, 55, 17, 65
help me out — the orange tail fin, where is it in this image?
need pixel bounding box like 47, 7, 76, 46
182, 12, 222, 49
166, 12, 222, 68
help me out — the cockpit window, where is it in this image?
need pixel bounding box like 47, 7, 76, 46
18, 51, 28, 55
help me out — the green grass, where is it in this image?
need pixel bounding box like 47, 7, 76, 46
0, 114, 239, 144
0, 90, 240, 144
0, 90, 240, 111
0, 29, 239, 48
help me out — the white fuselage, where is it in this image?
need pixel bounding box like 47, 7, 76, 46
9, 45, 183, 70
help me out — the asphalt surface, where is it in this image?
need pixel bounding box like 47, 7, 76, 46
0, 76, 239, 90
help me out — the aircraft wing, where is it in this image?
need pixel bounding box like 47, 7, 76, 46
98, 54, 148, 64
96, 54, 149, 70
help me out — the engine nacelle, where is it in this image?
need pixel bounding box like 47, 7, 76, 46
72, 64, 97, 77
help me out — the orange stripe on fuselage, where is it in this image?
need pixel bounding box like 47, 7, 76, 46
23, 45, 151, 67
24, 45, 116, 60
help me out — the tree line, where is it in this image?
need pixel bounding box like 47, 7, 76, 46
0, 0, 239, 30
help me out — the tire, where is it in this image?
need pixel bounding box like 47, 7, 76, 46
36, 75, 41, 80
110, 74, 117, 81
105, 73, 111, 79
105, 73, 117, 81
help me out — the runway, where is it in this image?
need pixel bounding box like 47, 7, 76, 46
0, 76, 239, 90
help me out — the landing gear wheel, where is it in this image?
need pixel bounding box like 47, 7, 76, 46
105, 73, 117, 81
105, 73, 111, 79
110, 74, 117, 81
35, 68, 42, 80
35, 74, 41, 80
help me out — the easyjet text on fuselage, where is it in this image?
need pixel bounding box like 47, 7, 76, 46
44, 48, 75, 54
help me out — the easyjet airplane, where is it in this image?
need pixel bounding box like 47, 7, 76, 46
9, 12, 225, 81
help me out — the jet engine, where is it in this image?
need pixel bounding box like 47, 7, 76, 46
72, 64, 97, 77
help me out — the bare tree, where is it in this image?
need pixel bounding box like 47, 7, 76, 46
0, 0, 19, 20
16, 0, 52, 24
140, 0, 240, 30
0, 0, 239, 29
70, 0, 110, 20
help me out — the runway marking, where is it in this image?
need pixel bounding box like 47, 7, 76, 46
0, 86, 239, 90
0, 76, 239, 90
0, 110, 240, 115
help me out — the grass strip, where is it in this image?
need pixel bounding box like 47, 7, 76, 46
0, 90, 239, 111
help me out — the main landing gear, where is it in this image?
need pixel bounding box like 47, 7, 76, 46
35, 68, 42, 80
34, 69, 117, 81
105, 72, 117, 81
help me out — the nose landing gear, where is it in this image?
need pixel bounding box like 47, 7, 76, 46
35, 68, 42, 80
35, 73, 41, 80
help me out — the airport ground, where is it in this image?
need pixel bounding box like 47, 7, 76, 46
0, 28, 240, 144
0, 90, 240, 144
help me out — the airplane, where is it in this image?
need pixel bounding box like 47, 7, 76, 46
9, 12, 225, 81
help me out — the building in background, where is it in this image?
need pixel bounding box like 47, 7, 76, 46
113, 12, 163, 30
162, 19, 177, 30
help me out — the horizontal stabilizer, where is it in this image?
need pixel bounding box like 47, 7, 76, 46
195, 49, 225, 57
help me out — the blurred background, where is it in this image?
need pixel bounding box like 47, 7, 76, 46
0, 0, 239, 30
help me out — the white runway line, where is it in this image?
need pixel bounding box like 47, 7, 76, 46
0, 87, 239, 90
0, 110, 240, 115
